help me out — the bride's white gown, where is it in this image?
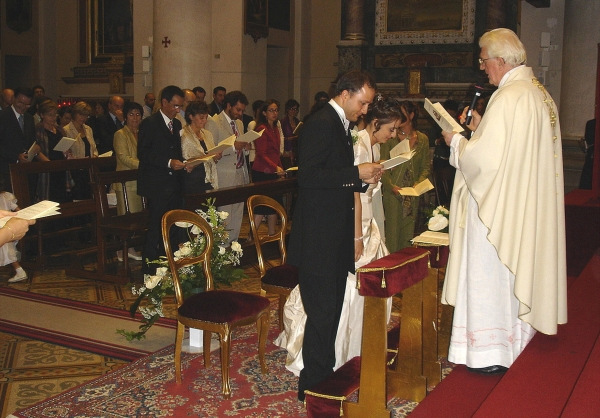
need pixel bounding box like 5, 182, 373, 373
275, 130, 391, 375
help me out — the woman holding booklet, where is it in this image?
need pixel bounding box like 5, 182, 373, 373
180, 101, 220, 194
251, 99, 286, 236
276, 95, 402, 374
380, 100, 430, 252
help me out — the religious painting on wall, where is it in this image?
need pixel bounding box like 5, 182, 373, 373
245, 0, 269, 42
94, 0, 133, 57
375, 0, 475, 45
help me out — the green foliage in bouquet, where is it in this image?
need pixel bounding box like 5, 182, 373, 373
117, 199, 246, 341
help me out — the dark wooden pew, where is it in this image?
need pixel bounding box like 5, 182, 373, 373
10, 157, 116, 269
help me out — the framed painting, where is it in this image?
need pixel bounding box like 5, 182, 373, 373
375, 0, 475, 45
79, 0, 133, 63
245, 0, 269, 42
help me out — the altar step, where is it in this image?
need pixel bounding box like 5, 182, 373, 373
410, 249, 600, 417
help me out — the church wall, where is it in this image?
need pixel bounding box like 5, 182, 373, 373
132, 0, 153, 104
519, 0, 564, 120
560, 0, 600, 137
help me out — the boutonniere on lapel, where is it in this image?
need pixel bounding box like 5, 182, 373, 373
351, 131, 359, 146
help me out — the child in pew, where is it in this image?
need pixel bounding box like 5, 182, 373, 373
0, 192, 28, 283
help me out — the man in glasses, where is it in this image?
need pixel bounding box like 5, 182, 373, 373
137, 85, 186, 273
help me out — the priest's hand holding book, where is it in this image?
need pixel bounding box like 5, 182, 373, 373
442, 106, 482, 145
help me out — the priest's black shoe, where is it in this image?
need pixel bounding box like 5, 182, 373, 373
467, 365, 508, 374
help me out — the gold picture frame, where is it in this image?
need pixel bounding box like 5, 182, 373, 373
374, 0, 475, 45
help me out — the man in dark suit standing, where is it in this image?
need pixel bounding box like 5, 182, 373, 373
0, 87, 38, 192
94, 95, 125, 154
287, 70, 382, 400
208, 86, 226, 116
137, 85, 186, 273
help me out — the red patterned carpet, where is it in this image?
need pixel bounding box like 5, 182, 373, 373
10, 300, 418, 417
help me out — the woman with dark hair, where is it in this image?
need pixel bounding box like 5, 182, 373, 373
380, 100, 431, 252
277, 95, 403, 373
34, 99, 69, 203
280, 98, 300, 167
180, 100, 220, 194
251, 99, 285, 235
113, 101, 144, 261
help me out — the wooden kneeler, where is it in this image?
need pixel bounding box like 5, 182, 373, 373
304, 248, 434, 417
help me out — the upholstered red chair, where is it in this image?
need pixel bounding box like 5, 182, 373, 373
161, 209, 270, 398
246, 195, 298, 331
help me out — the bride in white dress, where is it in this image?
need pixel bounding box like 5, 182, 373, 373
276, 96, 403, 375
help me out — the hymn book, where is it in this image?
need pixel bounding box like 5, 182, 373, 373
411, 230, 449, 246
424, 98, 464, 133
398, 178, 434, 196
381, 140, 415, 170
53, 137, 77, 152
0, 200, 60, 227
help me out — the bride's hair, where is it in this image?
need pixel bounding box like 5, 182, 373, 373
364, 95, 403, 135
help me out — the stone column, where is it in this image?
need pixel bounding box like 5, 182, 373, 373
338, 0, 367, 74
152, 0, 212, 93
344, 0, 365, 40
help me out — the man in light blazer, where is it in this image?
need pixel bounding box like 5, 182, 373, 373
287, 70, 382, 401
137, 85, 186, 273
205, 90, 249, 243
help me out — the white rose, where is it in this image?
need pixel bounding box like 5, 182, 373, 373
428, 214, 449, 231
190, 225, 201, 235
230, 241, 242, 253
218, 211, 229, 220
144, 274, 162, 289
179, 245, 192, 256
218, 246, 226, 255
155, 267, 169, 277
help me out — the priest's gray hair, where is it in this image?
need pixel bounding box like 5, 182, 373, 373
480, 28, 527, 67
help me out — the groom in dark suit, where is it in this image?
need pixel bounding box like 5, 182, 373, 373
137, 85, 186, 273
287, 70, 382, 400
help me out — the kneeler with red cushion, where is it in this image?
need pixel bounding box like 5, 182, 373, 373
304, 248, 430, 417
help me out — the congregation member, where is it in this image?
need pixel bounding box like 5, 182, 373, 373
0, 210, 34, 248
113, 101, 144, 262
94, 95, 125, 154
181, 100, 220, 194
137, 85, 186, 274
0, 88, 14, 110
57, 105, 72, 127
287, 70, 382, 401
32, 85, 45, 98
247, 99, 266, 171
208, 86, 226, 116
251, 99, 286, 235
0, 87, 37, 193
280, 99, 300, 168
278, 95, 402, 375
63, 101, 98, 199
175, 89, 196, 125
192, 86, 206, 102
34, 99, 69, 203
205, 90, 249, 243
441, 28, 567, 374
142, 93, 155, 119
380, 100, 430, 252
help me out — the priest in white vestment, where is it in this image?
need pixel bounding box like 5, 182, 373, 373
441, 28, 567, 374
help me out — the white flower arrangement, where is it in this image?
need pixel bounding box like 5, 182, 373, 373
428, 205, 450, 232
117, 198, 246, 341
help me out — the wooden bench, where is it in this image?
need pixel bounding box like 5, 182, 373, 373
10, 157, 116, 269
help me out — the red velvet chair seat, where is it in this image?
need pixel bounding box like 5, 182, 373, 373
178, 290, 270, 323
261, 264, 298, 289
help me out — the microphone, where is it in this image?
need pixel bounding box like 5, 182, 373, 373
465, 85, 484, 125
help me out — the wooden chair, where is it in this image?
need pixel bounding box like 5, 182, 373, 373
91, 168, 148, 283
161, 209, 270, 398
246, 195, 298, 331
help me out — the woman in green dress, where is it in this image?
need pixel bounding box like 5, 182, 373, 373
380, 100, 431, 252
